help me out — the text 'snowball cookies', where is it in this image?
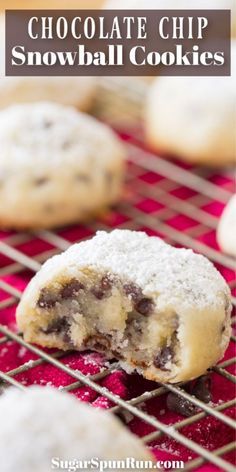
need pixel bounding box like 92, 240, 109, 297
0, 102, 125, 229
17, 230, 232, 383
217, 195, 236, 257
0, 387, 153, 472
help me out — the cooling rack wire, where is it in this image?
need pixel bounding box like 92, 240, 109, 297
0, 77, 235, 472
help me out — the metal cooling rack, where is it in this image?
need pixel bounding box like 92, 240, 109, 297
0, 77, 235, 471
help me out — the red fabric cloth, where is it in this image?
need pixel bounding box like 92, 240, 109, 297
0, 134, 235, 470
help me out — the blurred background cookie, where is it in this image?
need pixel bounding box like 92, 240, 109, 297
0, 15, 96, 110
0, 102, 125, 229
105, 0, 236, 37
217, 195, 236, 257
145, 43, 236, 166
0, 76, 96, 111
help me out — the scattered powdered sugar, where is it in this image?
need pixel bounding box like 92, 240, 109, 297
32, 229, 230, 311
0, 347, 8, 357
17, 346, 27, 359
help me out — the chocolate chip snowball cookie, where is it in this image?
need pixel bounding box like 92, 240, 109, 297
0, 387, 153, 472
0, 102, 125, 229
145, 43, 236, 166
217, 195, 236, 257
17, 230, 232, 383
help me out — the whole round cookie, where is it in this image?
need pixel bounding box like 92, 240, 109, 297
0, 102, 125, 229
217, 195, 236, 257
0, 16, 96, 110
105, 0, 236, 37
0, 387, 153, 472
145, 43, 236, 166
17, 229, 232, 383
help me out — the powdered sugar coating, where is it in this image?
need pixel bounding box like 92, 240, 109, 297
0, 386, 153, 472
25, 229, 230, 312
0, 102, 123, 171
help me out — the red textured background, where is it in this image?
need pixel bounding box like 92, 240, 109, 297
0, 130, 235, 471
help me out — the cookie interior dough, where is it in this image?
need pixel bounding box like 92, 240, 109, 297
217, 195, 236, 257
0, 102, 125, 229
0, 386, 153, 472
17, 230, 232, 384
145, 41, 236, 166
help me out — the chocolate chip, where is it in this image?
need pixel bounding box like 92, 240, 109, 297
87, 334, 111, 352
166, 374, 212, 417
135, 298, 154, 315
123, 282, 142, 302
167, 393, 199, 417
37, 289, 58, 309
91, 275, 113, 300
154, 346, 173, 370
43, 317, 70, 335
60, 279, 84, 299
101, 275, 113, 290
190, 375, 212, 404
111, 349, 123, 359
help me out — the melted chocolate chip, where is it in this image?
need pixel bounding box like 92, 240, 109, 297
135, 298, 154, 315
60, 279, 84, 299
43, 317, 70, 335
123, 282, 142, 302
166, 374, 212, 417
190, 375, 212, 404
154, 346, 173, 370
111, 349, 123, 359
87, 334, 111, 352
91, 275, 113, 300
37, 289, 58, 309
167, 393, 199, 417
